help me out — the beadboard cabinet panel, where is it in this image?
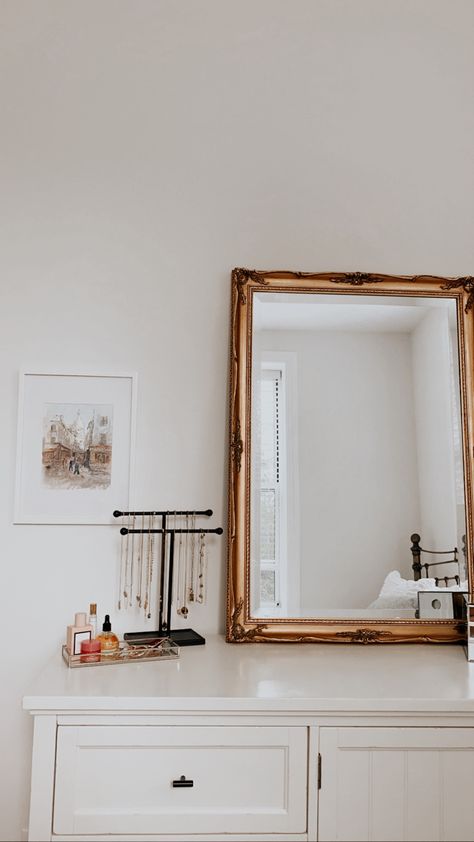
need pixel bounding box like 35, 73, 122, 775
318, 727, 474, 842
53, 725, 308, 836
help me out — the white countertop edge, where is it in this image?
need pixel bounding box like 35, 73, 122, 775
22, 695, 474, 714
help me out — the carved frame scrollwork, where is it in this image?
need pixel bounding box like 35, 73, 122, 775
227, 269, 474, 643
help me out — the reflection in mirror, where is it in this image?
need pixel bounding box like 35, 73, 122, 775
250, 293, 467, 620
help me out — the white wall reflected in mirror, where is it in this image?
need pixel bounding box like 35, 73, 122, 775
250, 293, 467, 620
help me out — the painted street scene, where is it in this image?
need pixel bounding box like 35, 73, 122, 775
42, 403, 113, 489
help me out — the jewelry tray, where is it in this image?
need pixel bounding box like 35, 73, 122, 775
62, 637, 180, 669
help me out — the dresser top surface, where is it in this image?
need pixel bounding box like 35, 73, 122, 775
23, 635, 474, 713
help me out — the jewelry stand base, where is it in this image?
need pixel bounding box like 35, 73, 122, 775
124, 628, 206, 647
168, 628, 206, 646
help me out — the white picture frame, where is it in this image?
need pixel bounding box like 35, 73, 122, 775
14, 369, 137, 524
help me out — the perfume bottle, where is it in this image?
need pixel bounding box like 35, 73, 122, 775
88, 603, 97, 638
66, 612, 93, 655
97, 614, 119, 655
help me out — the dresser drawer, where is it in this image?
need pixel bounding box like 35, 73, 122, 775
53, 725, 308, 836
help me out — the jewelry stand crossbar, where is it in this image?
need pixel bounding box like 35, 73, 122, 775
113, 509, 223, 646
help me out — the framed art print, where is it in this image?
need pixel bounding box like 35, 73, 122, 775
14, 370, 137, 524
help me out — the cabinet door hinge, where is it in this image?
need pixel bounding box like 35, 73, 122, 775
318, 753, 322, 789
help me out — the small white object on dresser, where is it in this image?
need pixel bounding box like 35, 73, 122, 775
23, 636, 474, 842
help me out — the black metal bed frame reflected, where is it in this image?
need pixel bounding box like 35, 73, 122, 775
410, 532, 465, 586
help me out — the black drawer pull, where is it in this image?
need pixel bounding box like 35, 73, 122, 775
172, 775, 194, 788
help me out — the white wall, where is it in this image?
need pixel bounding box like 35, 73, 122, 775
411, 309, 459, 551
1, 1, 473, 838
260, 330, 420, 610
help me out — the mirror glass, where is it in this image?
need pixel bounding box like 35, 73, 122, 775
250, 292, 467, 620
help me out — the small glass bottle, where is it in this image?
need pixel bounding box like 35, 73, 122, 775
97, 614, 119, 656
80, 638, 101, 663
88, 603, 97, 638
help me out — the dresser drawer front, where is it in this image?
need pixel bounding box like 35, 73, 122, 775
54, 725, 308, 835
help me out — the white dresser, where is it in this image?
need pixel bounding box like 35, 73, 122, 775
23, 637, 474, 842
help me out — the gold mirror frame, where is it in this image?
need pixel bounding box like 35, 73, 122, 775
227, 268, 474, 643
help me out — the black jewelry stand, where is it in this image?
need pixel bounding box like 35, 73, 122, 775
113, 509, 223, 646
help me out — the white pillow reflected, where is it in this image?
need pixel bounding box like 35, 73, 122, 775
369, 570, 466, 610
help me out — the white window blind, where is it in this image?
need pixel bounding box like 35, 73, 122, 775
259, 369, 282, 609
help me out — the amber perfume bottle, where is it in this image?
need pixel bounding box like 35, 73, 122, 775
97, 614, 119, 655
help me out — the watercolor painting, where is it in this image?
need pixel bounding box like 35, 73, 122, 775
42, 403, 113, 489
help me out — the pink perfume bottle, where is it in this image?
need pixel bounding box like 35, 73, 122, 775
66, 612, 92, 655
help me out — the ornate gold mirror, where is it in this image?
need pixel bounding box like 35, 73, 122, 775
227, 269, 474, 643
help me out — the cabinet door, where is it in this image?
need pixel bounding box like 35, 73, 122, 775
54, 725, 307, 836
318, 727, 474, 842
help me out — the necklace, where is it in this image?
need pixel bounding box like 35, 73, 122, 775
147, 513, 154, 619
129, 514, 135, 606
197, 530, 207, 604
118, 514, 125, 610
143, 514, 150, 616
189, 513, 196, 601
136, 514, 145, 607
123, 513, 131, 608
